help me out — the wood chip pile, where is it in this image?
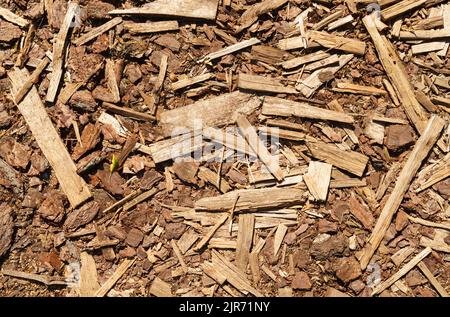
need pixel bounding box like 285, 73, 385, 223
0, 0, 449, 297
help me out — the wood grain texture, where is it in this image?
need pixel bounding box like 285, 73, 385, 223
262, 96, 354, 124
363, 15, 428, 133
308, 30, 366, 55
74, 17, 122, 46
9, 68, 92, 208
303, 161, 332, 201
159, 91, 261, 137
359, 116, 445, 270
109, 0, 219, 20
123, 20, 178, 34
371, 247, 432, 295
237, 73, 297, 94
236, 115, 284, 181
236, 214, 255, 270
195, 187, 305, 212
296, 54, 353, 97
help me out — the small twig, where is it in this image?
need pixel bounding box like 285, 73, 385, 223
194, 213, 229, 251
1, 269, 69, 286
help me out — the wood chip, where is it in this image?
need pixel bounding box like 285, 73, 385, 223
148, 132, 204, 164
79, 252, 100, 297
102, 102, 155, 122
328, 15, 354, 31
391, 246, 415, 266
306, 141, 368, 177
308, 30, 366, 55
381, 0, 428, 21
420, 229, 449, 253
399, 29, 450, 40
13, 57, 49, 104
198, 166, 231, 193
281, 51, 330, 70
411, 42, 446, 55
149, 277, 173, 297
237, 73, 297, 94
9, 68, 92, 208
171, 240, 188, 273
312, 9, 345, 30
159, 91, 260, 137
194, 213, 229, 251
417, 261, 449, 297
95, 258, 135, 297
236, 115, 284, 181
171, 73, 214, 91
123, 188, 159, 212
262, 96, 354, 124
236, 0, 288, 33
0, 269, 68, 286
105, 59, 120, 103
363, 15, 428, 133
273, 224, 288, 256
210, 250, 264, 297
360, 116, 446, 270
333, 82, 387, 96
74, 17, 122, 46
296, 54, 354, 97
195, 187, 305, 212
407, 216, 450, 231
0, 7, 29, 27
46, 2, 78, 103
123, 20, 179, 34
109, 0, 219, 20
235, 214, 255, 270
202, 38, 260, 63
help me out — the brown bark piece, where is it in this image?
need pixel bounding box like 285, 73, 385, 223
172, 161, 199, 184
64, 201, 100, 231
37, 190, 66, 223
